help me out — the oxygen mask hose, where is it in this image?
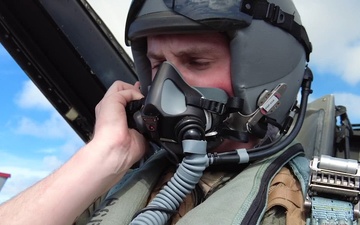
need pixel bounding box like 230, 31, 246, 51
130, 138, 208, 225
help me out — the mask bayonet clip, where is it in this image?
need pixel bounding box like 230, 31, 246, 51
246, 83, 287, 133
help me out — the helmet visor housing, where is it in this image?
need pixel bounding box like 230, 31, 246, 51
125, 0, 253, 45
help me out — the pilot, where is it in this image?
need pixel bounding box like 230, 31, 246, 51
97, 0, 312, 224
0, 0, 313, 224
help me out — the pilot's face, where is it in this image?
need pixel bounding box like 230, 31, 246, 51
146, 32, 234, 96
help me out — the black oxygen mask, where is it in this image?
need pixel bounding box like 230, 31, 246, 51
128, 61, 234, 155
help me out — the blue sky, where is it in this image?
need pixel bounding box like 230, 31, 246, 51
0, 45, 84, 203
0, 0, 360, 203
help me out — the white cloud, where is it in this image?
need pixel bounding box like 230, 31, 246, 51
0, 141, 83, 204
333, 92, 360, 123
14, 113, 75, 139
15, 80, 53, 110
0, 166, 50, 204
43, 155, 64, 170
344, 45, 360, 84
6, 77, 84, 204
0, 140, 83, 203
60, 139, 84, 156
35, 147, 58, 154
13, 78, 84, 143
12, 113, 84, 160
294, 0, 360, 85
0, 151, 54, 204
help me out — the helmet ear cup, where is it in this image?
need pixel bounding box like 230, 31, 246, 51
229, 20, 306, 126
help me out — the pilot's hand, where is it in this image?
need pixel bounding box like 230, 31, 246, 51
92, 81, 146, 173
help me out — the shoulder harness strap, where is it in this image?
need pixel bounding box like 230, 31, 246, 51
175, 143, 305, 225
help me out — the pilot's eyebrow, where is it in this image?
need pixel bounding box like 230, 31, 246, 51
146, 51, 163, 60
147, 46, 217, 60
174, 46, 216, 58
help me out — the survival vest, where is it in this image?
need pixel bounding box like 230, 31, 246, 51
74, 95, 360, 225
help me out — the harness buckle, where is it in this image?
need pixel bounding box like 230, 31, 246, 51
305, 155, 360, 221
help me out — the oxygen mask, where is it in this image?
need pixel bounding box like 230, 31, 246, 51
126, 61, 247, 156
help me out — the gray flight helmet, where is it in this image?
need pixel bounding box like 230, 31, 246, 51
125, 0, 312, 138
